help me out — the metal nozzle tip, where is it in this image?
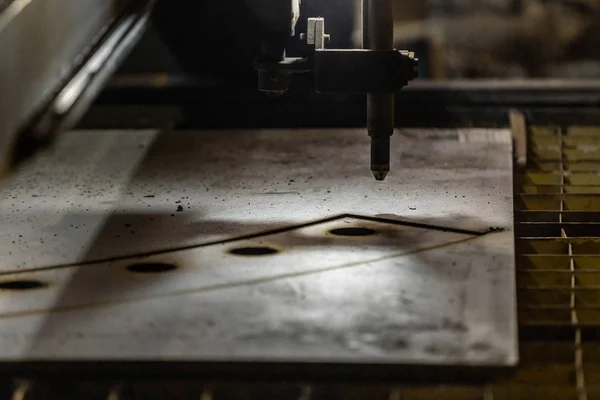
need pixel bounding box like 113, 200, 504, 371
372, 171, 388, 181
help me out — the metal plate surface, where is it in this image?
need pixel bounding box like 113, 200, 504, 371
0, 128, 512, 270
0, 217, 514, 364
0, 128, 516, 373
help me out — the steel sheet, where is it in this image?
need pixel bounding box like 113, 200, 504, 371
0, 128, 516, 374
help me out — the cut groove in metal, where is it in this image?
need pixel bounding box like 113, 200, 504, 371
328, 227, 376, 237
126, 262, 177, 274
0, 230, 481, 320
228, 247, 279, 256
0, 214, 482, 277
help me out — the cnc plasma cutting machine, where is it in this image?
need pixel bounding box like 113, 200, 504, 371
0, 0, 537, 398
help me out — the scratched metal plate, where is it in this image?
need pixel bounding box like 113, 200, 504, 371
0, 128, 516, 374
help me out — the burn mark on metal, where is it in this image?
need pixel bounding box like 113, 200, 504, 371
228, 246, 279, 256
126, 262, 178, 274
329, 227, 376, 237
0, 280, 47, 291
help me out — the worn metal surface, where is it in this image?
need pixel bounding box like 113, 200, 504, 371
0, 128, 512, 269
0, 128, 515, 373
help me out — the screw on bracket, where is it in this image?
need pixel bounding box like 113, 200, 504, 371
300, 18, 330, 49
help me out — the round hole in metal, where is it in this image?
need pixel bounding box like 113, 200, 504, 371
229, 246, 279, 256
126, 262, 178, 274
0, 280, 47, 291
329, 227, 376, 237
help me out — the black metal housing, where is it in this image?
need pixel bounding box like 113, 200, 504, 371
315, 49, 417, 93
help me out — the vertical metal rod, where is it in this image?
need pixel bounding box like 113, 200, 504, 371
360, 0, 365, 49
364, 0, 394, 181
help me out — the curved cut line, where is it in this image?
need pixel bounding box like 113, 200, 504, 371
0, 213, 482, 276
0, 235, 483, 320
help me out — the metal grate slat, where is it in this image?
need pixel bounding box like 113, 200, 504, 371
502, 124, 600, 399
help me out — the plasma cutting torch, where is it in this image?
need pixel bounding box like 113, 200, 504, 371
0, 0, 417, 181
255, 0, 419, 180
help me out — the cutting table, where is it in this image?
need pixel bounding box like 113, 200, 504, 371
0, 127, 516, 385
